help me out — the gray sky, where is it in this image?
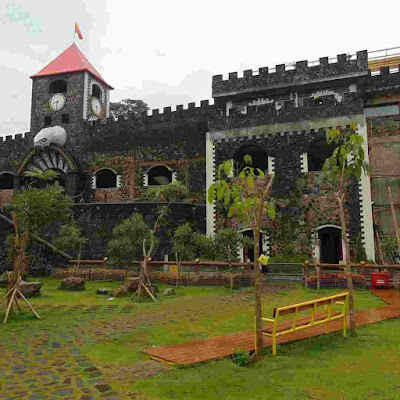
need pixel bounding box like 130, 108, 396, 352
1, 0, 400, 136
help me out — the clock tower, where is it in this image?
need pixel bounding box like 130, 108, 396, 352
29, 43, 113, 151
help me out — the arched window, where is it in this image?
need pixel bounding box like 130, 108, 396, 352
234, 145, 268, 175
0, 172, 14, 189
49, 79, 67, 94
307, 137, 336, 172
92, 84, 102, 100
147, 166, 173, 186
94, 168, 118, 189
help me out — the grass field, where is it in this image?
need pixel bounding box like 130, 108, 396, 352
0, 277, 399, 399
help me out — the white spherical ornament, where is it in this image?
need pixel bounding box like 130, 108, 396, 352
34, 126, 67, 149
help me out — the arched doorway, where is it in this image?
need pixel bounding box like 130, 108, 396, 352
317, 225, 343, 264
240, 229, 268, 265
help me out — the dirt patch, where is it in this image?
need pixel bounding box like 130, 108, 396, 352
102, 360, 171, 382
261, 282, 297, 293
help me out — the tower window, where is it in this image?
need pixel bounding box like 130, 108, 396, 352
0, 172, 14, 189
308, 137, 336, 171
44, 116, 52, 127
49, 79, 67, 94
234, 145, 268, 175
62, 113, 70, 124
92, 84, 102, 100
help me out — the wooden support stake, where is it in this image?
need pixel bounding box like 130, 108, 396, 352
16, 289, 41, 320
316, 266, 320, 291
3, 288, 17, 324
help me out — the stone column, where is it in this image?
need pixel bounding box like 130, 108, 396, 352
65, 173, 78, 199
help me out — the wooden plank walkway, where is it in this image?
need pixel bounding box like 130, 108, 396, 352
144, 289, 400, 365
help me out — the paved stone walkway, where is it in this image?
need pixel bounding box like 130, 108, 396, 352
0, 305, 136, 400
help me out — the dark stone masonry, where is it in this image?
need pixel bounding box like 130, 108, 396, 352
1, 44, 400, 265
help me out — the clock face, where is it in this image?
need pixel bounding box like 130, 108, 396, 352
91, 98, 102, 116
49, 93, 66, 111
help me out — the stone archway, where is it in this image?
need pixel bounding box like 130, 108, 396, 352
17, 144, 80, 198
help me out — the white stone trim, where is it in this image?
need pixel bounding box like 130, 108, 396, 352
357, 119, 375, 261
206, 132, 216, 236
116, 174, 121, 188
208, 114, 367, 142
91, 174, 95, 189
300, 153, 308, 173
83, 71, 88, 120
143, 173, 148, 187
226, 101, 233, 116
268, 156, 275, 175
106, 89, 110, 118
172, 171, 177, 182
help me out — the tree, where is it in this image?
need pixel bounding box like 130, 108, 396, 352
171, 223, 199, 286
108, 213, 156, 268
208, 156, 275, 360
109, 99, 149, 120
52, 222, 88, 275
108, 207, 169, 300
213, 228, 244, 262
322, 122, 370, 336
10, 181, 73, 238
145, 180, 187, 202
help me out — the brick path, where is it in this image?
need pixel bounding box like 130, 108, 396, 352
145, 289, 400, 365
0, 305, 130, 400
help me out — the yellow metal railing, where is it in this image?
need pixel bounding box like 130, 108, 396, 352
258, 291, 349, 356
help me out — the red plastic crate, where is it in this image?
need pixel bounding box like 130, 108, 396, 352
371, 272, 390, 288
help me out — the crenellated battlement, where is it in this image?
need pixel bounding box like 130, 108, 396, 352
364, 66, 400, 92
209, 92, 363, 131
0, 132, 33, 145
212, 51, 368, 98
85, 99, 219, 130
84, 100, 223, 153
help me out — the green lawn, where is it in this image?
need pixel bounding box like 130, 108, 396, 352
0, 277, 398, 399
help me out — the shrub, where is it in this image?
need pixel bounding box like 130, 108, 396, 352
232, 349, 251, 367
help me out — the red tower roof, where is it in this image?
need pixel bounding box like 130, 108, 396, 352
30, 43, 113, 89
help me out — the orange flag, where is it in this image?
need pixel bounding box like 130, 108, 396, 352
74, 22, 83, 40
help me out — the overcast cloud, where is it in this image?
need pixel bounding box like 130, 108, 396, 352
1, 0, 400, 136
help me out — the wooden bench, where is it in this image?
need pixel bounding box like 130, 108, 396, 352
261, 291, 349, 356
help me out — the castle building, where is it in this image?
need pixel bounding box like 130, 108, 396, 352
1, 43, 400, 264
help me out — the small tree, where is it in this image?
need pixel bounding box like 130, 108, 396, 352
146, 180, 187, 202
108, 207, 169, 300
52, 222, 88, 276
9, 180, 73, 276
171, 223, 199, 286
322, 123, 370, 336
208, 157, 275, 361
213, 228, 245, 290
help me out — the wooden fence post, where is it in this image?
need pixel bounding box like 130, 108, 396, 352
303, 261, 309, 288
